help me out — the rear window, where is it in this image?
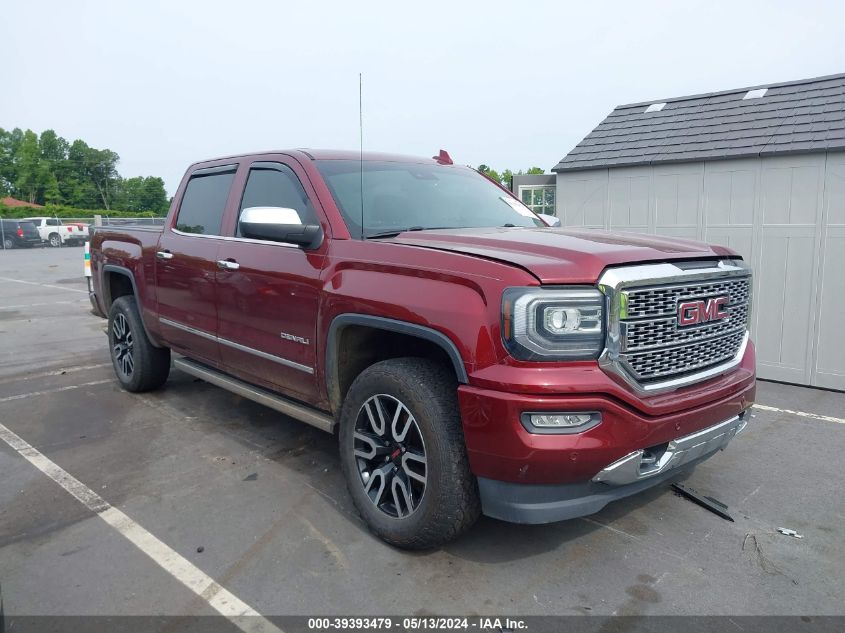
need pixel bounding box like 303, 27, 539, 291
175, 168, 236, 235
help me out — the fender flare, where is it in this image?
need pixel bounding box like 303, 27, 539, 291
102, 264, 164, 348
325, 314, 468, 411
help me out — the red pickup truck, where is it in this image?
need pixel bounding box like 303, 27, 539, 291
89, 149, 756, 548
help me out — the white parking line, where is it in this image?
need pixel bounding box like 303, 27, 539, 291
0, 379, 114, 403
0, 422, 283, 633
1, 299, 88, 309
0, 364, 112, 386
0, 275, 87, 294
753, 403, 844, 425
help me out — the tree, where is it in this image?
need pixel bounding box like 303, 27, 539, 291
86, 147, 120, 210
0, 126, 168, 211
15, 130, 46, 203
477, 164, 503, 185
113, 176, 168, 213
140, 176, 168, 213
39, 129, 69, 163
477, 165, 546, 190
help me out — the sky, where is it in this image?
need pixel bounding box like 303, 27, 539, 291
4, 0, 845, 196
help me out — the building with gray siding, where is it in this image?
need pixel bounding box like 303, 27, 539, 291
551, 73, 845, 390
511, 174, 556, 216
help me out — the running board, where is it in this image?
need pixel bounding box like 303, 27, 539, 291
173, 357, 336, 433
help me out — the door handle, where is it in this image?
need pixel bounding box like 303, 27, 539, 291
156, 250, 174, 260
216, 259, 240, 271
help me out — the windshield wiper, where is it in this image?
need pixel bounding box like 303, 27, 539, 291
366, 226, 443, 239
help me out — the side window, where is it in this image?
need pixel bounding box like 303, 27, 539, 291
237, 164, 318, 237
175, 169, 236, 235
47, 218, 60, 226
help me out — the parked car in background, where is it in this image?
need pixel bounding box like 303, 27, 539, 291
65, 221, 91, 240
0, 219, 42, 249
22, 216, 86, 247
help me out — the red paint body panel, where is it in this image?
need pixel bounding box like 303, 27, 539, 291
393, 228, 738, 284
89, 149, 757, 490
459, 345, 755, 484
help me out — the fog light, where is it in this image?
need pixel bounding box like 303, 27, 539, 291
521, 411, 602, 434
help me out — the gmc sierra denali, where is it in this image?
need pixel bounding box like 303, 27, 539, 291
89, 149, 756, 549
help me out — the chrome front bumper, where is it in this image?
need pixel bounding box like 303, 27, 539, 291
592, 412, 748, 486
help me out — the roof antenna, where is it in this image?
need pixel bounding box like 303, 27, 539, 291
359, 72, 364, 240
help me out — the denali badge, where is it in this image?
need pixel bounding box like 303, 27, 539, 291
280, 331, 310, 345
678, 297, 729, 327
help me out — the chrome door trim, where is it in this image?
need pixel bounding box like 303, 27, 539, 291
217, 336, 313, 374
160, 317, 217, 342
159, 317, 314, 374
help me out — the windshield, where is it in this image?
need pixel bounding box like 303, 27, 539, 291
315, 160, 543, 238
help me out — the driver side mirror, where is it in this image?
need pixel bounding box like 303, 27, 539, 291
238, 207, 324, 249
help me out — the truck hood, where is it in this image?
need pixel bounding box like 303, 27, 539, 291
392, 227, 737, 284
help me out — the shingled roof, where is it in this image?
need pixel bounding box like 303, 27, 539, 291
553, 73, 845, 172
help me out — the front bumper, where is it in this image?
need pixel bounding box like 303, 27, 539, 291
478, 410, 748, 524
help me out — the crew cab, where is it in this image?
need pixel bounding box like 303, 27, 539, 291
88, 149, 756, 548
24, 216, 87, 247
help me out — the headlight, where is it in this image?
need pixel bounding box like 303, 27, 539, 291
502, 287, 605, 360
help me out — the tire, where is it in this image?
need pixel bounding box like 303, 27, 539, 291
48, 233, 61, 247
108, 295, 171, 392
339, 358, 480, 549
2, 237, 13, 249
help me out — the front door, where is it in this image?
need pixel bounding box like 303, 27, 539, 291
215, 159, 328, 407
155, 164, 238, 365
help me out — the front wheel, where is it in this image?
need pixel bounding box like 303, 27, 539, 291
339, 358, 480, 549
2, 236, 13, 249
108, 295, 170, 392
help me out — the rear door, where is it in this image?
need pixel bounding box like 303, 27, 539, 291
19, 221, 42, 245
154, 164, 238, 366
215, 158, 328, 406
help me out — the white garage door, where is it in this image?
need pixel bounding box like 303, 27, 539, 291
556, 152, 845, 390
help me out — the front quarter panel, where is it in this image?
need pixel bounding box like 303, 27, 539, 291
318, 239, 538, 397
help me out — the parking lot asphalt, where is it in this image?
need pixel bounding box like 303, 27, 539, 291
0, 246, 843, 621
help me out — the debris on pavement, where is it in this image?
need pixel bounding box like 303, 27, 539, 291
777, 527, 804, 539
671, 482, 734, 521
742, 533, 783, 576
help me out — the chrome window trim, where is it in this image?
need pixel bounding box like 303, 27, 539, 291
170, 227, 300, 248
159, 317, 313, 374
597, 259, 751, 395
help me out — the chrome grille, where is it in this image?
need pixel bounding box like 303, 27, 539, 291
626, 277, 751, 318
618, 273, 751, 384
625, 303, 748, 351
625, 330, 747, 380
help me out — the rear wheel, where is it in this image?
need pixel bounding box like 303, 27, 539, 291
48, 233, 61, 247
2, 236, 13, 249
339, 358, 480, 549
108, 296, 170, 392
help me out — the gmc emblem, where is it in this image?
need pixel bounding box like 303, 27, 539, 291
678, 297, 729, 327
